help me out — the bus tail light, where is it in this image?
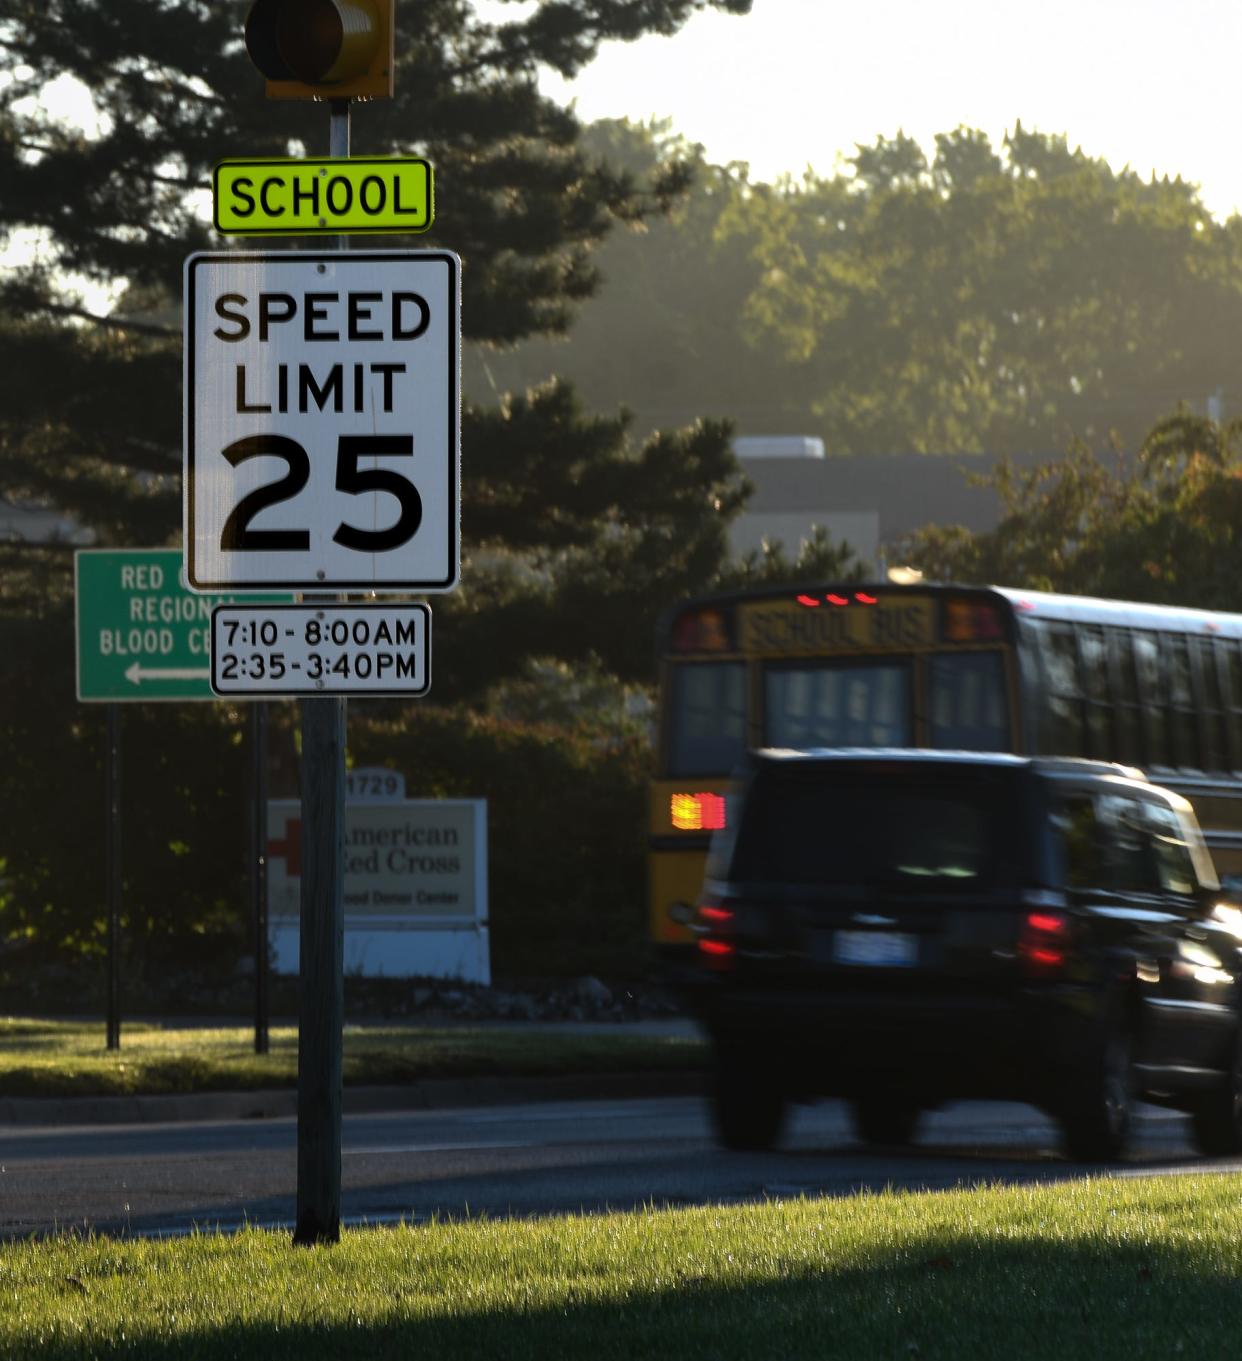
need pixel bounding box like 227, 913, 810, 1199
1018, 909, 1070, 973
671, 792, 727, 831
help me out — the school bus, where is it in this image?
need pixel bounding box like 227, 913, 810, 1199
650, 581, 1242, 957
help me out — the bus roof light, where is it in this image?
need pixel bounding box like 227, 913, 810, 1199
671, 608, 731, 653
946, 599, 1004, 641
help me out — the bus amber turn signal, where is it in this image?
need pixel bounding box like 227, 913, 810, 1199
670, 792, 727, 832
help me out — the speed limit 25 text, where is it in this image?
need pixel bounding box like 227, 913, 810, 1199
213, 289, 431, 414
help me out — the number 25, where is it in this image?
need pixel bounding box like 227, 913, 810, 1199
219, 434, 422, 553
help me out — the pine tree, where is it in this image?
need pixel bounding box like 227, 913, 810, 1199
0, 0, 753, 688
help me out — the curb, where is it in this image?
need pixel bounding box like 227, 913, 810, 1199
0, 1070, 708, 1128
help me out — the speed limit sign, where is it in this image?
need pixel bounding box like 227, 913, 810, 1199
183, 250, 459, 592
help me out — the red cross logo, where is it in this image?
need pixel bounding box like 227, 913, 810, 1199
268, 817, 302, 877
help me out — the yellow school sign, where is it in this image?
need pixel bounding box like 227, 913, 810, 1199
213, 157, 433, 236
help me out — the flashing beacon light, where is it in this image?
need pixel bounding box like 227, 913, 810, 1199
244, 0, 395, 99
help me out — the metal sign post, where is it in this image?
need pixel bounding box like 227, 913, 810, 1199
294, 96, 350, 1249
74, 548, 289, 1052
105, 704, 122, 1050
249, 701, 270, 1055
216, 0, 457, 1246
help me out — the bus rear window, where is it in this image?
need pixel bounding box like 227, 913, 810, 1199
667, 662, 747, 776
764, 661, 911, 748
928, 652, 1010, 750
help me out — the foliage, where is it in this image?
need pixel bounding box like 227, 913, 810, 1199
0, 548, 265, 967
896, 409, 1242, 606
716, 524, 868, 591
481, 120, 1242, 457
0, 0, 755, 693
0, 541, 657, 976
482, 655, 652, 736
468, 118, 788, 439
348, 704, 653, 976
733, 126, 1242, 455
441, 382, 748, 691
0, 585, 654, 980
0, 3, 766, 974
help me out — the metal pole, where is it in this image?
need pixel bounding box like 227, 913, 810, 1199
294, 95, 351, 1248
251, 701, 270, 1055
105, 703, 122, 1051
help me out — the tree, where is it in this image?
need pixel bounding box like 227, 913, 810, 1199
490, 122, 1242, 460
893, 409, 1242, 609
467, 117, 802, 440
0, 1, 763, 970
0, 0, 755, 690
735, 126, 1242, 456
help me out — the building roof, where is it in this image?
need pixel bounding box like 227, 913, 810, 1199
739, 450, 1052, 544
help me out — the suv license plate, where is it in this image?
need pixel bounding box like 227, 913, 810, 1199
832, 930, 917, 967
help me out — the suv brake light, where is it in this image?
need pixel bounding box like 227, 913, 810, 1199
695, 902, 736, 970
1018, 909, 1070, 973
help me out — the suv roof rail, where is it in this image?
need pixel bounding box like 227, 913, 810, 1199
1033, 756, 1148, 782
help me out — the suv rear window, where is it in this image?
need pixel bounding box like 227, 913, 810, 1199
723, 765, 1022, 889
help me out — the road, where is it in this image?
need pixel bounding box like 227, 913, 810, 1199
2, 1095, 1236, 1240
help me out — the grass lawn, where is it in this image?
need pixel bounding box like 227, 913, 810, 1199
3, 1173, 1242, 1358
0, 1017, 704, 1100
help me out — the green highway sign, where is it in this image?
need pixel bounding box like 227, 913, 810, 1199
74, 549, 291, 702
213, 157, 433, 236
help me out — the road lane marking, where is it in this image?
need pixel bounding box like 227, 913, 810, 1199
344, 1140, 533, 1156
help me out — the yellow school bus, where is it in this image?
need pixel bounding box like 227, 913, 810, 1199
650, 581, 1242, 958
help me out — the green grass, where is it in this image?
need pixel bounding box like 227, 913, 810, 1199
4, 1174, 1242, 1358
0, 1018, 704, 1099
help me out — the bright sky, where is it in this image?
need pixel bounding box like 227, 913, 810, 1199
12, 0, 1242, 313
538, 0, 1242, 219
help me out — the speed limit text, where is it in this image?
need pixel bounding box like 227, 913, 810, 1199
213, 290, 430, 415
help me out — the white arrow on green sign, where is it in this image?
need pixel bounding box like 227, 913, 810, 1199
74, 548, 291, 702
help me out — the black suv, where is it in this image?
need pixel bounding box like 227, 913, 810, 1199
686, 749, 1242, 1160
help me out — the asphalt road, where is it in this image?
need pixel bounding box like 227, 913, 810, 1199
2, 1094, 1236, 1240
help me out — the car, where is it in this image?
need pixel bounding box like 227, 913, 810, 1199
684, 748, 1242, 1161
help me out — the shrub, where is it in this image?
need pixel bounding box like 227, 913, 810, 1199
349, 705, 652, 978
